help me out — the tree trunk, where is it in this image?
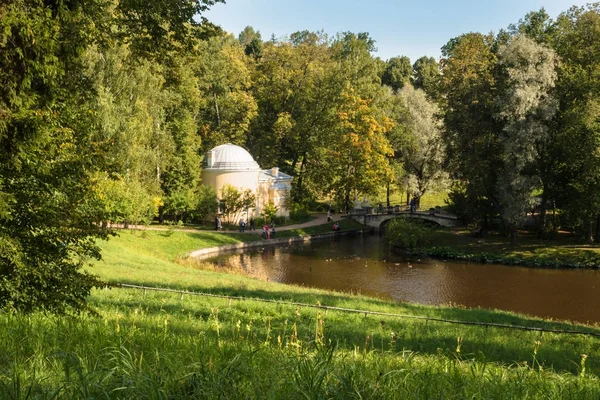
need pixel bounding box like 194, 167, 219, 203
296, 155, 307, 201
595, 215, 600, 243
344, 186, 351, 214
586, 219, 594, 245
538, 192, 547, 238
386, 182, 390, 207
510, 227, 517, 246
480, 215, 489, 238
213, 91, 221, 127
406, 186, 410, 206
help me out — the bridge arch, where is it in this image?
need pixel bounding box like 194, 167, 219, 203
378, 214, 442, 231
347, 211, 460, 230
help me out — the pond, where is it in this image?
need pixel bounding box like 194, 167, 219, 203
207, 233, 600, 324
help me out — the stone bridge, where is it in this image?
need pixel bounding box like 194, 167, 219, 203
347, 208, 460, 230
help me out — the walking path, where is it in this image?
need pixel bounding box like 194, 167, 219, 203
224, 213, 339, 234
276, 213, 339, 231
112, 213, 340, 234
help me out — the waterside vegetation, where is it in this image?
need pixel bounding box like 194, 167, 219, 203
386, 219, 600, 269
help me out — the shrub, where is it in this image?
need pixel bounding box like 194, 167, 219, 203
289, 203, 311, 222
261, 201, 278, 223
385, 218, 432, 251
274, 216, 286, 225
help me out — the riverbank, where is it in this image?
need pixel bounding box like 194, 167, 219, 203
409, 228, 600, 269
6, 225, 593, 397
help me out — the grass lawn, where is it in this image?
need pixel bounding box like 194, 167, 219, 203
2, 223, 600, 398
421, 228, 600, 268
374, 189, 449, 210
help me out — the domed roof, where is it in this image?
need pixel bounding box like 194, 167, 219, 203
204, 143, 260, 171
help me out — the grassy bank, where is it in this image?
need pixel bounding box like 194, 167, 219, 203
417, 228, 600, 268
2, 227, 600, 398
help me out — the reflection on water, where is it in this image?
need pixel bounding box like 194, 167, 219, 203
207, 234, 600, 324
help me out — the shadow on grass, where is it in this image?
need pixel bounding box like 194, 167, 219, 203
91, 286, 600, 375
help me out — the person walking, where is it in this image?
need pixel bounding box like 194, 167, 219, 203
239, 218, 246, 232
249, 217, 255, 231
269, 221, 275, 238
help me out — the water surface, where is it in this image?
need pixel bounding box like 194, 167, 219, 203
207, 234, 600, 324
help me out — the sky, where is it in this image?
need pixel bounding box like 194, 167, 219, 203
203, 0, 590, 62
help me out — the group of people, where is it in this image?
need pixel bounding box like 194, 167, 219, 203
215, 216, 256, 232
238, 217, 255, 232
262, 222, 275, 239
216, 211, 340, 236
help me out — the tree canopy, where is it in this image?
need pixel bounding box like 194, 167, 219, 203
4, 1, 600, 312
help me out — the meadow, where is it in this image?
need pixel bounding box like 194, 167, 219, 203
1, 227, 600, 398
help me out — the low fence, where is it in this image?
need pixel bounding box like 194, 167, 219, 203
117, 283, 600, 338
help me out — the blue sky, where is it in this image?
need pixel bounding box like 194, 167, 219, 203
203, 0, 589, 62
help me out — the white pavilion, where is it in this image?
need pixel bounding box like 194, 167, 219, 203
201, 143, 293, 217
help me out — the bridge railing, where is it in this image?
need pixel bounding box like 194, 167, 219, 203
366, 205, 410, 214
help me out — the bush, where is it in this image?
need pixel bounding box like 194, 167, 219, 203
289, 203, 311, 222
254, 217, 265, 227
274, 216, 286, 225
385, 218, 432, 251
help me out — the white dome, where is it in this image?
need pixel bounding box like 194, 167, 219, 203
204, 143, 260, 171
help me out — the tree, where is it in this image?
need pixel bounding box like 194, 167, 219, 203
239, 26, 262, 46
248, 32, 338, 203
382, 56, 412, 91
508, 8, 556, 44
398, 84, 448, 206
0, 0, 220, 313
327, 90, 394, 212
220, 184, 256, 225
411, 56, 441, 99
440, 33, 503, 231
377, 86, 412, 206
494, 35, 558, 244
0, 1, 112, 313
195, 35, 258, 151
550, 5, 600, 242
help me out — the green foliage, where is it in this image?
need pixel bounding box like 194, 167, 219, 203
0, 0, 222, 313
289, 203, 312, 223
411, 56, 441, 99
195, 185, 219, 222
163, 188, 197, 223
93, 173, 161, 226
0, 0, 110, 313
261, 201, 279, 223
220, 184, 256, 225
398, 83, 448, 199
382, 56, 412, 91
385, 218, 432, 251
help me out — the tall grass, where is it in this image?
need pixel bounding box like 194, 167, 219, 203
1, 288, 599, 398
3, 227, 598, 398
